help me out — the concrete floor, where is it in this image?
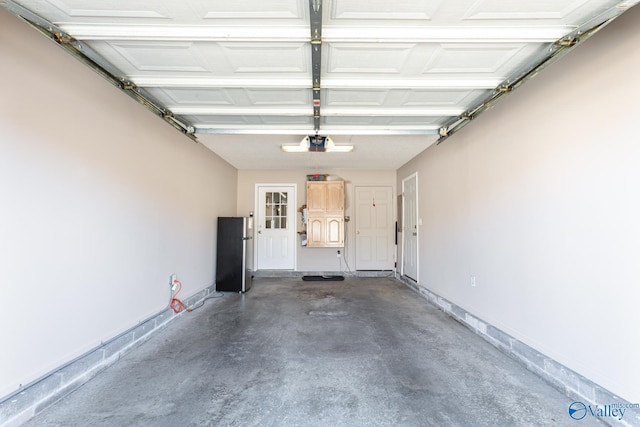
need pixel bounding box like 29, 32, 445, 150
23, 277, 604, 427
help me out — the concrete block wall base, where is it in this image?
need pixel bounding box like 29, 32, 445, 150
0, 284, 217, 427
399, 276, 640, 427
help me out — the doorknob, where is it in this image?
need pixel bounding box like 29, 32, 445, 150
356, 230, 360, 235
412, 232, 417, 236
258, 230, 262, 234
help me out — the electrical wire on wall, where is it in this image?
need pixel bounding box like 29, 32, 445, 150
341, 227, 394, 278
169, 279, 192, 313
340, 219, 355, 276
169, 278, 223, 314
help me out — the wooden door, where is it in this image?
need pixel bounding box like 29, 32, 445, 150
307, 217, 325, 247
306, 182, 326, 212
325, 217, 344, 247
325, 182, 344, 213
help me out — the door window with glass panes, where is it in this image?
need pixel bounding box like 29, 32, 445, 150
264, 191, 288, 229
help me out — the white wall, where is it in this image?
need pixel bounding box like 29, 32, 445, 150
0, 9, 237, 399
238, 169, 397, 271
397, 7, 640, 403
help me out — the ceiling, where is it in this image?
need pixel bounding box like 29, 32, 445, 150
4, 0, 637, 170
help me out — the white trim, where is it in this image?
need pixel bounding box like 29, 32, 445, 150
134, 77, 311, 88
63, 24, 567, 43
195, 127, 440, 135
132, 76, 499, 90
322, 78, 501, 89
173, 106, 464, 117
322, 26, 568, 43
62, 25, 309, 41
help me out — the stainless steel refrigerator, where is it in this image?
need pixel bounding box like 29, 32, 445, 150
215, 217, 253, 293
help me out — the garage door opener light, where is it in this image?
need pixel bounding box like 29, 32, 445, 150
281, 135, 353, 153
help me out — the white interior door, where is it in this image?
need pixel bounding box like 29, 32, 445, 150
402, 174, 418, 281
256, 185, 296, 270
355, 186, 394, 270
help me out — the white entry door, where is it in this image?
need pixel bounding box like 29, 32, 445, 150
402, 174, 418, 281
355, 186, 394, 270
256, 185, 296, 270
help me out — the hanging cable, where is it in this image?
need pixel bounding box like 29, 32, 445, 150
170, 279, 192, 313
341, 220, 355, 276
169, 278, 224, 314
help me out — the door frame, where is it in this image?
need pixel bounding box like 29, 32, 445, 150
401, 173, 418, 282
254, 183, 297, 270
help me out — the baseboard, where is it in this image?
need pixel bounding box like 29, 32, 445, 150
0, 283, 217, 427
253, 269, 395, 278
398, 276, 640, 427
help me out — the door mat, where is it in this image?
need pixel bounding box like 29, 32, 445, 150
302, 275, 345, 281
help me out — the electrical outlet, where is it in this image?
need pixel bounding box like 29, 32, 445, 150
169, 274, 177, 288
470, 275, 476, 287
